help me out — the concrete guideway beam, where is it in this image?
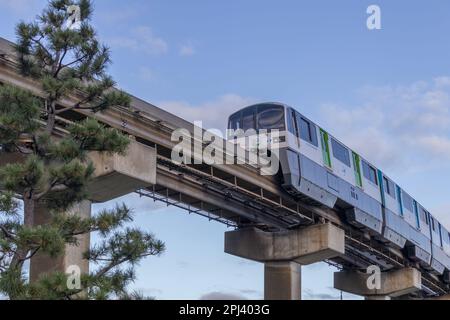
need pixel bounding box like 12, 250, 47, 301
334, 268, 422, 298
224, 223, 346, 265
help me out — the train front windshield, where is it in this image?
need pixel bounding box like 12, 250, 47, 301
228, 104, 286, 133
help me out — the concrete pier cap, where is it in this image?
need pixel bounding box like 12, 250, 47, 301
224, 223, 346, 265
334, 267, 422, 298
1, 140, 156, 203
225, 223, 345, 300
87, 140, 156, 203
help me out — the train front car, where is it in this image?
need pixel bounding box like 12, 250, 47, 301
227, 103, 384, 235
227, 103, 339, 209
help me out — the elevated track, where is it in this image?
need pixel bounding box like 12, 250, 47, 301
0, 37, 448, 298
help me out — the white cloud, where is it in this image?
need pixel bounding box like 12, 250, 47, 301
304, 288, 361, 300
199, 291, 248, 300
179, 43, 195, 56
434, 76, 450, 89
109, 26, 168, 56
319, 77, 450, 173
158, 94, 257, 131
303, 289, 340, 300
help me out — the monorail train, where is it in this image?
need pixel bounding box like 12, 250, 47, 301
227, 102, 450, 281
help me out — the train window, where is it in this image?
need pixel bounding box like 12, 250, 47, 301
402, 192, 414, 213
300, 118, 312, 141
362, 161, 378, 185
228, 113, 241, 130
383, 177, 396, 199
442, 229, 448, 245
257, 105, 285, 131
331, 138, 350, 167
242, 108, 256, 131
297, 115, 318, 146
287, 110, 297, 136
383, 177, 390, 196
419, 207, 428, 224
431, 217, 436, 231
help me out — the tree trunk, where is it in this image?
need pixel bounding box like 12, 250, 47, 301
46, 100, 56, 133
9, 196, 35, 269
23, 196, 35, 227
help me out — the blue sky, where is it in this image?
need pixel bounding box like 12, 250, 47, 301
1, 0, 450, 300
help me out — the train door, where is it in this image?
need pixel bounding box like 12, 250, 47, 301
396, 185, 404, 217
352, 152, 363, 188
320, 129, 332, 168
413, 200, 420, 230
430, 215, 442, 247
286, 108, 301, 180
287, 109, 300, 149
377, 170, 386, 207
438, 224, 444, 248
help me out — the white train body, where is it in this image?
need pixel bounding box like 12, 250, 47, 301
228, 102, 450, 281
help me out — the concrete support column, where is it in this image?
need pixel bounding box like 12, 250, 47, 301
334, 268, 422, 299
225, 223, 345, 300
365, 296, 392, 300
265, 262, 301, 300
30, 201, 91, 282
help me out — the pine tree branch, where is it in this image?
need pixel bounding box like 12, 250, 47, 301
34, 177, 63, 200
58, 53, 89, 74
55, 94, 96, 115
0, 225, 15, 240
21, 246, 40, 263
53, 46, 69, 77
30, 37, 53, 65
12, 143, 34, 155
